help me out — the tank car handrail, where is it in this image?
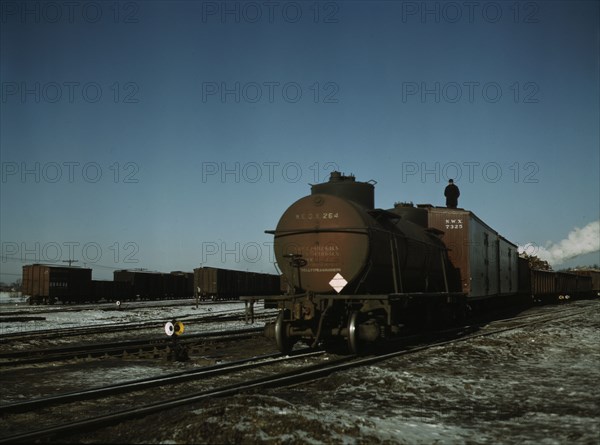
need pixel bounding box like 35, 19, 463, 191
272, 228, 370, 236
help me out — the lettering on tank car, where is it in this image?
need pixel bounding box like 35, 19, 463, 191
284, 245, 340, 260
295, 212, 340, 220
303, 267, 342, 273
445, 218, 463, 229
308, 244, 340, 255
303, 244, 340, 264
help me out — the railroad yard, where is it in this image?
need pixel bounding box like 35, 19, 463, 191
0, 294, 598, 444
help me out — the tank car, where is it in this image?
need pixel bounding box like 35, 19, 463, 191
265, 172, 466, 353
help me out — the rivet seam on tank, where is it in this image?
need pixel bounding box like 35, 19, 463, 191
313, 196, 324, 206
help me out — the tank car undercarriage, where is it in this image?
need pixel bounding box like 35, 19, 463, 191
264, 292, 466, 354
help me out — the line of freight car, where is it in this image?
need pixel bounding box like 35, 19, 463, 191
193, 267, 282, 301
93, 270, 195, 302
21, 265, 195, 304
518, 264, 599, 303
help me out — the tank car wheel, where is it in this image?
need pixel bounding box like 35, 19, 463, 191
347, 311, 362, 355
275, 311, 295, 355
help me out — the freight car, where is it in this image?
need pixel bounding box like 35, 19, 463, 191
22, 264, 92, 304
113, 270, 194, 300
263, 171, 596, 354
517, 260, 596, 303
193, 267, 280, 301
571, 269, 600, 296
89, 280, 133, 302
113, 270, 164, 300
20, 264, 277, 304
170, 271, 194, 299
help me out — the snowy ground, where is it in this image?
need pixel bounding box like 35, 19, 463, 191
163, 300, 599, 444
0, 291, 275, 337
2, 294, 598, 444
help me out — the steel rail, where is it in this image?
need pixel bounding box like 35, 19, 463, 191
0, 349, 325, 415
0, 328, 263, 365
1, 304, 593, 444
0, 311, 274, 344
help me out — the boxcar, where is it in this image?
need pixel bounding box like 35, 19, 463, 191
424, 206, 519, 299
22, 264, 92, 304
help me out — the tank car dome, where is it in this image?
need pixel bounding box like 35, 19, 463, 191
310, 171, 375, 209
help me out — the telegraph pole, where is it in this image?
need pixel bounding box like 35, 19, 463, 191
63, 259, 78, 267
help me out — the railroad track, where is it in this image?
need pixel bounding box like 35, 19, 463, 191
1, 303, 594, 444
0, 327, 264, 366
1, 299, 243, 316
0, 348, 325, 415
0, 309, 274, 344
0, 348, 330, 443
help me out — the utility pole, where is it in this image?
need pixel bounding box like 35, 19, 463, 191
63, 259, 78, 267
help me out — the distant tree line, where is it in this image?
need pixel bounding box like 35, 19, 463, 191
519, 253, 553, 271
519, 253, 599, 272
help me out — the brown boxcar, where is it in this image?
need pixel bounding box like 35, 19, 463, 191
194, 267, 240, 300
424, 206, 519, 300
22, 264, 92, 304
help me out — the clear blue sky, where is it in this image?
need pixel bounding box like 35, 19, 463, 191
1, 0, 599, 282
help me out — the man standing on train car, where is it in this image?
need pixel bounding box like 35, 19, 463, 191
444, 179, 460, 208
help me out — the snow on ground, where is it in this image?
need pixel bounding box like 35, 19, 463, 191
0, 293, 277, 403
187, 300, 600, 444
0, 292, 275, 336
2, 291, 598, 443
0, 291, 25, 304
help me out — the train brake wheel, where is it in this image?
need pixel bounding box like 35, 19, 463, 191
275, 311, 295, 355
